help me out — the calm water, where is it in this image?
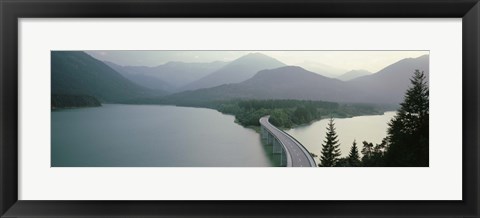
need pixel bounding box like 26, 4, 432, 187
286, 112, 396, 164
52, 104, 274, 167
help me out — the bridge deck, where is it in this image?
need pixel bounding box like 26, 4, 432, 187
260, 116, 316, 167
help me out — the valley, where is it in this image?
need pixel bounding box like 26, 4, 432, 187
51, 50, 430, 167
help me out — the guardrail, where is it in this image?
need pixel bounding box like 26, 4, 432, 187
282, 131, 317, 167
261, 116, 319, 167
260, 120, 293, 167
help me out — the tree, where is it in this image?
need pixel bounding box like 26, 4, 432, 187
334, 157, 350, 167
361, 139, 387, 167
347, 140, 361, 167
361, 141, 374, 158
360, 141, 375, 166
319, 117, 341, 167
384, 70, 429, 166
269, 109, 293, 128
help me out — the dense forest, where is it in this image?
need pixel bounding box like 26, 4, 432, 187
209, 99, 382, 129
123, 97, 386, 129
319, 70, 429, 167
51, 94, 101, 109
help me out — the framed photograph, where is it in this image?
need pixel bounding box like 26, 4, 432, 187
1, 0, 479, 217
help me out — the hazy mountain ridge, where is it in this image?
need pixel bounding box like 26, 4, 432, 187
51, 51, 166, 102
159, 55, 429, 105
105, 61, 174, 91
180, 53, 286, 91
52, 51, 429, 106
105, 60, 228, 90
296, 61, 347, 78
347, 54, 429, 104
239, 66, 354, 101
160, 66, 355, 105
337, 69, 371, 81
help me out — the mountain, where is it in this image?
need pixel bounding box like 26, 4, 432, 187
51, 51, 165, 102
159, 66, 356, 106
180, 53, 286, 91
105, 61, 228, 90
237, 66, 353, 101
105, 61, 174, 91
158, 55, 429, 106
296, 61, 347, 78
347, 54, 429, 104
337, 70, 371, 81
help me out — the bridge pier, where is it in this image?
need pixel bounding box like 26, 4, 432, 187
259, 116, 315, 167
273, 139, 286, 166
260, 126, 267, 140
261, 127, 286, 167
273, 138, 282, 154
266, 130, 273, 145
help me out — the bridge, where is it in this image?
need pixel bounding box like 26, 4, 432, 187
259, 116, 316, 167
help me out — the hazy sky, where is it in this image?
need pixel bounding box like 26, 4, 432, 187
86, 50, 429, 74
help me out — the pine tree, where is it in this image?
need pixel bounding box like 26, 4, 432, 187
347, 140, 361, 167
319, 117, 341, 167
361, 140, 387, 167
384, 70, 429, 166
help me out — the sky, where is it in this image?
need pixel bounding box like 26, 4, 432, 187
86, 50, 429, 75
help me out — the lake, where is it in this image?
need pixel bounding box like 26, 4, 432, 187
52, 104, 274, 167
286, 111, 397, 164
52, 104, 395, 167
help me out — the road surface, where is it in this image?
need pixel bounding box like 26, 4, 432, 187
260, 116, 316, 167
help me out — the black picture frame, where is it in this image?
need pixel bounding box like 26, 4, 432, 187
1, 0, 479, 217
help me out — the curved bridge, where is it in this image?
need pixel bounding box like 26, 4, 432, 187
260, 116, 316, 167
